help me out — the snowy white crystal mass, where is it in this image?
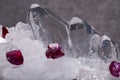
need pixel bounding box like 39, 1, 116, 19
0, 3, 120, 80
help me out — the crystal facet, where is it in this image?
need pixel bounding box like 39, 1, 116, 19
28, 4, 72, 51
69, 17, 96, 57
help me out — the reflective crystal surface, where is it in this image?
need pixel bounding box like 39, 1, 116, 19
28, 4, 71, 51
69, 17, 96, 57
27, 4, 119, 61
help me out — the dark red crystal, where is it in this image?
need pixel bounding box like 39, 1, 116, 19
109, 61, 120, 77
46, 43, 64, 59
6, 50, 24, 65
2, 26, 9, 38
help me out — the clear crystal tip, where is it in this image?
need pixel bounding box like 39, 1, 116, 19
30, 3, 40, 9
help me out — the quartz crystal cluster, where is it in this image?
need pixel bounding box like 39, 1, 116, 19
0, 3, 120, 80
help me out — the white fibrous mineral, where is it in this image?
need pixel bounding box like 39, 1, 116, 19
0, 21, 118, 80
0, 22, 79, 80
0, 22, 110, 80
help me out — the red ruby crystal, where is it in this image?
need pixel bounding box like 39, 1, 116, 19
6, 50, 24, 65
46, 43, 64, 59
109, 61, 120, 77
2, 26, 9, 38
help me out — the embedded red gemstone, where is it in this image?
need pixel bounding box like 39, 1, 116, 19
46, 43, 64, 59
2, 26, 9, 38
6, 50, 24, 65
109, 61, 120, 77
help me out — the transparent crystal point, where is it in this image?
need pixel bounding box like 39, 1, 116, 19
69, 17, 96, 57
27, 4, 72, 50
89, 34, 119, 62
27, 4, 120, 60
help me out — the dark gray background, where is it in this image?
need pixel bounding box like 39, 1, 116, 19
0, 0, 120, 48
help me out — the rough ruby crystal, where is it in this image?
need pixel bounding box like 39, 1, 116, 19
6, 50, 24, 65
46, 43, 64, 59
109, 61, 120, 77
2, 26, 9, 38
